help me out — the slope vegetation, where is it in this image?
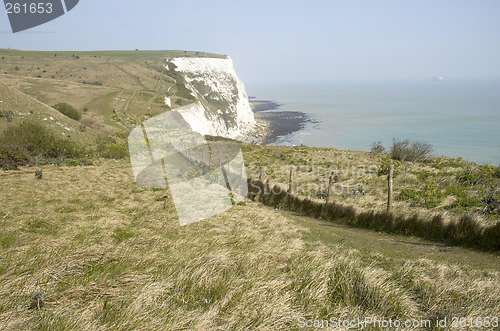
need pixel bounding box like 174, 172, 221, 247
0, 160, 498, 330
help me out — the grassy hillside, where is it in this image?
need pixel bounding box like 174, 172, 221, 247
0, 159, 499, 330
241, 144, 500, 225
0, 82, 100, 146
1, 48, 499, 330
0, 48, 218, 139
0, 49, 224, 168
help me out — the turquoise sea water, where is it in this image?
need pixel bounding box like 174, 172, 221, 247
247, 79, 500, 165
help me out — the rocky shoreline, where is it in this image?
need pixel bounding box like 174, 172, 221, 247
245, 99, 310, 145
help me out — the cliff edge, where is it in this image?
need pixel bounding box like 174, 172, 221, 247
169, 56, 256, 139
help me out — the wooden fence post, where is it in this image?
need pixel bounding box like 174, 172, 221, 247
326, 171, 335, 204
387, 164, 394, 213
288, 169, 294, 194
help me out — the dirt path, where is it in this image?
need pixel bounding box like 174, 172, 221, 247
281, 209, 500, 271
112, 88, 132, 128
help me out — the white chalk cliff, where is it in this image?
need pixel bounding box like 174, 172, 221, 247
169, 56, 255, 139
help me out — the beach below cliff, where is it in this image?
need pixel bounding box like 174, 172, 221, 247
247, 98, 310, 145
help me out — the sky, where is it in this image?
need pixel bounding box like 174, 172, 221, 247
1, 0, 499, 85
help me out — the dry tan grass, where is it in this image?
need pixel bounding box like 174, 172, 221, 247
0, 160, 499, 330
0, 49, 179, 138
1, 48, 498, 329
79, 116, 116, 135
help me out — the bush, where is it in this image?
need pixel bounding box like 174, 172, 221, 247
79, 116, 114, 135
377, 155, 401, 176
390, 138, 433, 162
370, 141, 385, 154
52, 103, 82, 121
0, 121, 87, 168
457, 164, 499, 185
96, 135, 128, 159
0, 146, 30, 168
81, 81, 102, 86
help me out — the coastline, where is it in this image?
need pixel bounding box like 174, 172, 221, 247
246, 98, 310, 145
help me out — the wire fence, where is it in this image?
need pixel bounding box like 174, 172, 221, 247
250, 162, 500, 221
395, 168, 500, 217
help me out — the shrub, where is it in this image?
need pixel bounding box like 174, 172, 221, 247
370, 141, 385, 154
96, 135, 128, 159
450, 215, 483, 247
0, 146, 30, 168
481, 222, 500, 251
457, 164, 499, 185
175, 83, 195, 100
377, 155, 401, 176
0, 121, 87, 168
81, 81, 102, 86
153, 97, 164, 104
426, 157, 464, 170
390, 138, 433, 162
52, 103, 82, 121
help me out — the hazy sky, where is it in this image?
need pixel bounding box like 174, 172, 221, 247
1, 0, 499, 84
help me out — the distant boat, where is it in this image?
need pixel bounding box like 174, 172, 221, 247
431, 75, 444, 81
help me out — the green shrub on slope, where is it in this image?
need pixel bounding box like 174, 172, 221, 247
0, 121, 86, 167
95, 135, 128, 159
52, 102, 82, 121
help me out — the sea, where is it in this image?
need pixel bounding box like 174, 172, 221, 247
247, 79, 500, 165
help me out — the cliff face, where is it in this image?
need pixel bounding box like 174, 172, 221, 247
169, 57, 255, 139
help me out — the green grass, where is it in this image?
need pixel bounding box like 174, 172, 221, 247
241, 144, 500, 223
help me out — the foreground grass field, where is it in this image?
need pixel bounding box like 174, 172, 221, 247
1, 159, 499, 330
